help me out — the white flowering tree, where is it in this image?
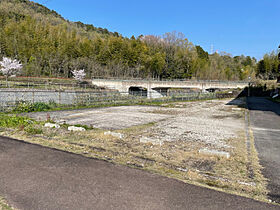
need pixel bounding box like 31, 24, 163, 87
0, 57, 22, 86
72, 69, 86, 83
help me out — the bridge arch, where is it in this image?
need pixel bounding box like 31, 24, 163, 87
92, 78, 248, 98
128, 86, 147, 97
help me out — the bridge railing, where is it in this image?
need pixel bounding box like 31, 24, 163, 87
92, 77, 249, 84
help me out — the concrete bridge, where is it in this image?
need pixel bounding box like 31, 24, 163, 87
92, 78, 248, 98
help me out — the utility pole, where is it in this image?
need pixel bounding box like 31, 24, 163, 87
248, 76, 251, 97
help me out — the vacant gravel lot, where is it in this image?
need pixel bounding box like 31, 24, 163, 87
11, 98, 267, 201
28, 98, 244, 150
141, 99, 244, 149
28, 106, 171, 130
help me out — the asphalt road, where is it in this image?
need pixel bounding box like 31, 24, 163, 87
247, 97, 280, 204
0, 136, 279, 210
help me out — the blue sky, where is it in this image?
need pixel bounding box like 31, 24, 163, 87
33, 0, 279, 60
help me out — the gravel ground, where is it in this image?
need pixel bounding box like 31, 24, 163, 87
28, 106, 172, 130
141, 99, 245, 149
28, 98, 245, 149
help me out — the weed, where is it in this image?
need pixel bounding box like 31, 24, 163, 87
12, 101, 50, 113
32, 102, 50, 112
0, 115, 34, 128
73, 124, 92, 130
24, 125, 43, 135
0, 197, 13, 210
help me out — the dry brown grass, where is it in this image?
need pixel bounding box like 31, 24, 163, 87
1, 123, 268, 202
0, 101, 270, 203
248, 126, 268, 198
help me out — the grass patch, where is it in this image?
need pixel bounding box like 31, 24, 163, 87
120, 122, 156, 135
248, 124, 268, 198
24, 125, 43, 135
0, 114, 35, 128
0, 114, 43, 136
12, 101, 51, 113
0, 197, 13, 210
271, 98, 280, 104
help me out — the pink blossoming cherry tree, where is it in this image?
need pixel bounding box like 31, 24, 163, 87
0, 57, 22, 86
71, 69, 86, 83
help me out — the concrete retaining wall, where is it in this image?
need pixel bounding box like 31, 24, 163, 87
0, 90, 77, 106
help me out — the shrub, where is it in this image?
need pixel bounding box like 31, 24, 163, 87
13, 101, 50, 113
0, 115, 33, 128
48, 100, 57, 107
13, 101, 33, 112
32, 102, 50, 112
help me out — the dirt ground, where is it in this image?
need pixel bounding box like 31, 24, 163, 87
28, 106, 170, 130
4, 98, 268, 202
141, 100, 244, 149
29, 99, 244, 150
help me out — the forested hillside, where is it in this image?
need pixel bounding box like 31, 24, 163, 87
256, 51, 280, 80
0, 0, 277, 80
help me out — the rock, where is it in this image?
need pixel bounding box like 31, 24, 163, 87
232, 108, 242, 111
199, 148, 230, 159
272, 94, 279, 99
44, 123, 60, 129
68, 126, 86, 132
140, 137, 163, 146
177, 167, 188, 172
238, 181, 256, 186
104, 131, 124, 139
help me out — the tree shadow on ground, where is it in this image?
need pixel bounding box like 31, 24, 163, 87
226, 88, 280, 116
227, 88, 280, 204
